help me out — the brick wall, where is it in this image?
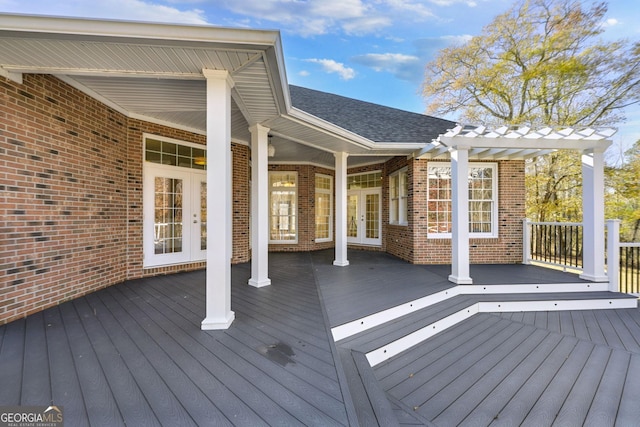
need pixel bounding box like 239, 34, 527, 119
411, 159, 525, 264
0, 75, 129, 324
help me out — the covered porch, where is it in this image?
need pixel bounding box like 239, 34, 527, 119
1, 251, 638, 426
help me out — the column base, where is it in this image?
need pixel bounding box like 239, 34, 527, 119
333, 260, 350, 267
578, 273, 609, 282
201, 311, 235, 330
448, 275, 473, 285
248, 278, 271, 288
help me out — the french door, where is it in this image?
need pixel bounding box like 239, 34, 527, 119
143, 165, 207, 267
347, 188, 381, 246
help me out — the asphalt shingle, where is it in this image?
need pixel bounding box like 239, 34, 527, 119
289, 85, 455, 144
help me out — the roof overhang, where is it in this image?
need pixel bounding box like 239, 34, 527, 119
0, 13, 289, 134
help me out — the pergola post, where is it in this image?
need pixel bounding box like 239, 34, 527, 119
248, 124, 271, 288
201, 69, 235, 330
449, 145, 473, 284
334, 152, 349, 266
580, 147, 608, 282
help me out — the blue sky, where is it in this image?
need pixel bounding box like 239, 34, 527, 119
1, 0, 639, 160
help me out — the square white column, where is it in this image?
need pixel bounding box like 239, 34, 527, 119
334, 152, 349, 266
580, 148, 608, 282
201, 69, 235, 330
248, 124, 271, 287
449, 146, 473, 284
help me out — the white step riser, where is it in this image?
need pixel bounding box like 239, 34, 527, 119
366, 297, 637, 367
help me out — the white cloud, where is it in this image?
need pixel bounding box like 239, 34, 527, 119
298, 70, 310, 77
305, 59, 356, 80
0, 0, 209, 24
426, 0, 478, 6
352, 52, 421, 82
604, 18, 620, 27
382, 0, 436, 19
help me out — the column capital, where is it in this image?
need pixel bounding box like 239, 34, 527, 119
248, 123, 270, 136
334, 151, 349, 159
202, 69, 235, 88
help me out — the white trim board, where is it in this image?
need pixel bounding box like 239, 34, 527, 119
365, 296, 637, 367
331, 281, 610, 342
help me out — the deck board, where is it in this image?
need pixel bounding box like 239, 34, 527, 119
82, 292, 196, 427
43, 308, 91, 427
22, 313, 51, 405
58, 302, 126, 427
0, 318, 25, 405
468, 335, 579, 427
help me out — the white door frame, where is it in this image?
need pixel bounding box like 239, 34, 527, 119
143, 163, 207, 268
347, 188, 382, 246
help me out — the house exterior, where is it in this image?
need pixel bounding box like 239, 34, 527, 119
0, 14, 612, 328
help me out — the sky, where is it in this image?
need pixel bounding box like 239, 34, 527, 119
1, 0, 639, 161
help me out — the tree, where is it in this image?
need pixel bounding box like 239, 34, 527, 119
422, 0, 640, 221
606, 140, 640, 241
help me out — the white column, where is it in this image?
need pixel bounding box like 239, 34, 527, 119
580, 148, 608, 282
248, 124, 271, 287
334, 152, 349, 266
201, 69, 235, 330
449, 146, 473, 284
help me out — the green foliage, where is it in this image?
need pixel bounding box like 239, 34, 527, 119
422, 0, 640, 222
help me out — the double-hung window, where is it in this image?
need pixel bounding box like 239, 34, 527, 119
315, 174, 333, 242
427, 162, 498, 238
269, 172, 297, 243
389, 168, 408, 225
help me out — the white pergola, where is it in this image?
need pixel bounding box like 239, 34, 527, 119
418, 124, 615, 285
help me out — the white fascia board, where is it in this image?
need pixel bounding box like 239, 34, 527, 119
0, 13, 280, 47
287, 108, 429, 154
287, 108, 376, 149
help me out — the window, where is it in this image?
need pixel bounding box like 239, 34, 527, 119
427, 163, 497, 238
269, 172, 297, 243
389, 168, 408, 225
315, 174, 333, 242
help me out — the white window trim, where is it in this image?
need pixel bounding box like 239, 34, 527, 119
427, 162, 498, 239
315, 174, 333, 243
389, 167, 408, 226
269, 171, 298, 244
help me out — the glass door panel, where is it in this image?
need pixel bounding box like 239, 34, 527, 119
154, 177, 183, 255
365, 193, 380, 240
347, 193, 359, 240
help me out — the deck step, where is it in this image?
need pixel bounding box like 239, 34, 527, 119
335, 291, 638, 367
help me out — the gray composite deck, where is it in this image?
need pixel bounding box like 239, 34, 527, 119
1, 249, 639, 426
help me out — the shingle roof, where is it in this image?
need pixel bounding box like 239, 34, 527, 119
289, 85, 455, 144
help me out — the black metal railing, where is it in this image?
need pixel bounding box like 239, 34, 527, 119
620, 244, 640, 294
529, 222, 583, 269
